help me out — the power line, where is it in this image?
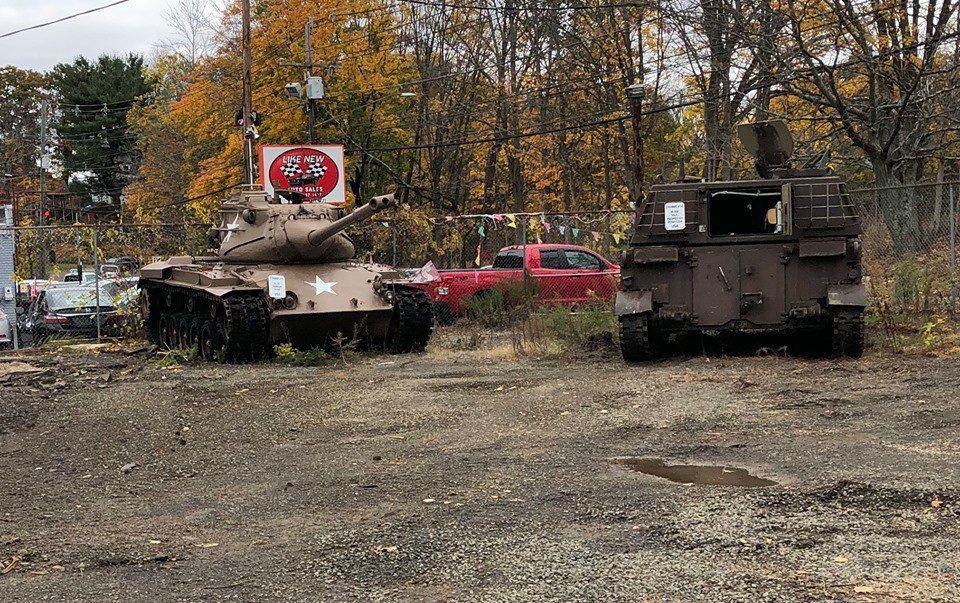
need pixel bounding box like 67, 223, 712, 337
0, 0, 135, 40
395, 0, 646, 10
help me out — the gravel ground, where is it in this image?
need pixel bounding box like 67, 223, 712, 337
0, 339, 958, 602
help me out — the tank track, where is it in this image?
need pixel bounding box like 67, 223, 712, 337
141, 282, 270, 362
618, 313, 659, 362
829, 311, 865, 358
386, 288, 433, 353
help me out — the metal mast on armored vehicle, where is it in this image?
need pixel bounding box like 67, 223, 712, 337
138, 190, 433, 361
616, 120, 866, 360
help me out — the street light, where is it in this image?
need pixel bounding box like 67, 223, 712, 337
285, 82, 304, 100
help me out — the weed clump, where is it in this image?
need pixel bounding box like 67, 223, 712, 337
272, 343, 337, 366
510, 303, 618, 358
153, 346, 197, 367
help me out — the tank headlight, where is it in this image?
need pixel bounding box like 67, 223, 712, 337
282, 292, 298, 309
437, 287, 449, 296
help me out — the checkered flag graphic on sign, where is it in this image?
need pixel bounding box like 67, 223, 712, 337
305, 163, 328, 179
280, 162, 302, 178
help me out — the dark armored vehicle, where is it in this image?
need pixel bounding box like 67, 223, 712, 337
139, 187, 433, 361
616, 121, 866, 360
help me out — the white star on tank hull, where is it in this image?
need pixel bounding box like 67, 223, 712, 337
305, 276, 338, 295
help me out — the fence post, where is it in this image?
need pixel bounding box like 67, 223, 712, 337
521, 216, 529, 285
93, 227, 101, 341
950, 183, 957, 313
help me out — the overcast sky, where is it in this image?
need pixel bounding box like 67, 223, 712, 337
0, 0, 177, 71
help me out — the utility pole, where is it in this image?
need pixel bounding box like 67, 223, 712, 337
39, 100, 49, 224
305, 17, 315, 141
626, 15, 645, 210
626, 83, 645, 207
39, 100, 49, 277
241, 0, 255, 185
280, 18, 329, 142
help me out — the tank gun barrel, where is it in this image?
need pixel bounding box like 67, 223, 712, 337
307, 194, 395, 247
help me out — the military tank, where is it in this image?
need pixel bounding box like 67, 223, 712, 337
138, 187, 433, 361
616, 120, 866, 360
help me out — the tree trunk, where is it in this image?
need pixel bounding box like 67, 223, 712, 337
871, 159, 928, 256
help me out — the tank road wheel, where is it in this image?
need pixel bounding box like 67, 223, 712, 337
158, 315, 172, 350
185, 316, 200, 352
198, 320, 217, 361
140, 290, 160, 345
829, 310, 865, 359
387, 288, 433, 354
175, 315, 189, 349
618, 313, 661, 362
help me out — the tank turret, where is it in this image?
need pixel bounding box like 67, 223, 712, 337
213, 189, 395, 263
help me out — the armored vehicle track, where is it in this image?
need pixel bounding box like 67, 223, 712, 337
386, 288, 433, 353
141, 282, 270, 362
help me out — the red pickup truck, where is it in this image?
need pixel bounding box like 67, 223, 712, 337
412, 243, 620, 319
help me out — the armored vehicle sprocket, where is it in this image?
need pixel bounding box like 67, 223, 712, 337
138, 187, 432, 361
616, 121, 866, 360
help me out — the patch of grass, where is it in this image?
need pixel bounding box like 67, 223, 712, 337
153, 346, 197, 367
439, 328, 486, 351
464, 280, 540, 329
510, 303, 618, 359
272, 343, 337, 366
890, 255, 941, 312
465, 289, 510, 328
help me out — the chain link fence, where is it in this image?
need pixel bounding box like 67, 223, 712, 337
10, 223, 207, 347
7, 182, 958, 350
850, 181, 959, 315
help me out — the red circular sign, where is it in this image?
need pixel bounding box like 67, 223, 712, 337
267, 147, 340, 202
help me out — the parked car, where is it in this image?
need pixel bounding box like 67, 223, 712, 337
0, 310, 12, 349
100, 263, 122, 279
106, 257, 140, 273
61, 269, 99, 284
21, 283, 122, 344
411, 244, 620, 320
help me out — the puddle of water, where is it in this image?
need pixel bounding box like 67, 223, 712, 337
616, 458, 777, 487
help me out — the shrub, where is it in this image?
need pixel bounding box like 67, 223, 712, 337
272, 343, 336, 366
510, 303, 618, 358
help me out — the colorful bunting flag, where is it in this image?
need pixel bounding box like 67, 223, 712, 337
572, 228, 580, 237
558, 225, 566, 235
543, 221, 552, 233
492, 214, 504, 222
505, 214, 517, 228
592, 231, 601, 241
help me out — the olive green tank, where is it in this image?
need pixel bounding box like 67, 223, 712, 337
138, 187, 432, 361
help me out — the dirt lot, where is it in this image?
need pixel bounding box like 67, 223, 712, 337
0, 337, 958, 602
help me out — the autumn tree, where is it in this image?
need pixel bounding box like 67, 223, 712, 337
768, 0, 960, 254
0, 67, 51, 179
